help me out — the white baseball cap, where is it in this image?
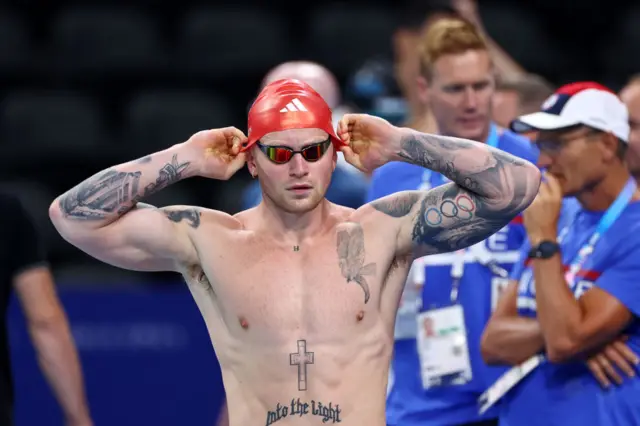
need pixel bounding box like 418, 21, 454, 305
510, 81, 630, 143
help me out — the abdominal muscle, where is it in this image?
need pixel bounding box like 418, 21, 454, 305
219, 332, 392, 426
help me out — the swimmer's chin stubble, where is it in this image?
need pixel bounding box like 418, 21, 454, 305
370, 131, 540, 255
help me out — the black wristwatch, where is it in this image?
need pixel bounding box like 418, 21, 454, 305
528, 241, 560, 259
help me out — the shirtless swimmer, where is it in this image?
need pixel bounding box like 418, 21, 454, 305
49, 79, 541, 426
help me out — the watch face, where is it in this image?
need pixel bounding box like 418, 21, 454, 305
538, 241, 559, 257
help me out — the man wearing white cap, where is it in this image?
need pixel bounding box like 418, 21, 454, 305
481, 82, 640, 426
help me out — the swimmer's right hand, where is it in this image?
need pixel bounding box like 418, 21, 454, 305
185, 127, 248, 180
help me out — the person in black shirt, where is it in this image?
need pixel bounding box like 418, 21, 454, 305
0, 192, 92, 426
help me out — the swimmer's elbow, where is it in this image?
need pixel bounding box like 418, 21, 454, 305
484, 162, 540, 218
509, 162, 541, 211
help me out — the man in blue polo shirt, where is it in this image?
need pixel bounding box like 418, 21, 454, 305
367, 18, 539, 426
481, 81, 640, 426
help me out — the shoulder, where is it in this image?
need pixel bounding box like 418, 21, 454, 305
497, 129, 539, 164
331, 203, 358, 223
610, 201, 640, 252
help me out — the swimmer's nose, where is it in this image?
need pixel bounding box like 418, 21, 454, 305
288, 152, 309, 178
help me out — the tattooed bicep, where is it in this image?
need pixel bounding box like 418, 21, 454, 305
369, 185, 513, 257
406, 184, 512, 255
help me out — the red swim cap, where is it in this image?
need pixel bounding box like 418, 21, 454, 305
241, 79, 345, 152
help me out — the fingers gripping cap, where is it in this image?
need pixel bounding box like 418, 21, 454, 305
242, 79, 345, 152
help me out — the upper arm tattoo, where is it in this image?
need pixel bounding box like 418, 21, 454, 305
372, 183, 520, 255
370, 193, 420, 217
58, 154, 190, 220
129, 203, 202, 229
162, 208, 201, 229
411, 184, 508, 253
371, 131, 539, 255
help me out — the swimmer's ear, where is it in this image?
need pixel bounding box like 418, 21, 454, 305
246, 148, 258, 178
416, 75, 429, 104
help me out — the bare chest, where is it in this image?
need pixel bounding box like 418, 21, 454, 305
200, 223, 389, 341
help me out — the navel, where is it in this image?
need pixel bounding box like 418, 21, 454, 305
239, 316, 250, 330
356, 310, 365, 322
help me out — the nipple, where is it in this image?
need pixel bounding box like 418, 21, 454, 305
356, 310, 365, 322
239, 316, 250, 330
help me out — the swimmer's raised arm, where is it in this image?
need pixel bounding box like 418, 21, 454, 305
340, 114, 540, 257
49, 127, 247, 272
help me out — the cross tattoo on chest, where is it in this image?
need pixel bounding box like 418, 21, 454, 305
290, 340, 314, 391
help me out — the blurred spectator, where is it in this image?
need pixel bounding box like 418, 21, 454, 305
0, 192, 91, 426
620, 74, 640, 180
451, 0, 526, 79
368, 18, 538, 426
483, 82, 640, 426
390, 0, 528, 134
347, 57, 408, 126
492, 74, 555, 129
391, 0, 457, 132
240, 61, 369, 210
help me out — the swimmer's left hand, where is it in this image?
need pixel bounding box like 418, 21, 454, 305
523, 171, 563, 244
337, 113, 399, 173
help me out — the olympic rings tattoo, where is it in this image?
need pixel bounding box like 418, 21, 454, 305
454, 195, 475, 220
422, 194, 477, 226
425, 207, 443, 226
440, 200, 459, 218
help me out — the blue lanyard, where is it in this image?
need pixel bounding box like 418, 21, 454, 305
420, 124, 499, 189
561, 178, 636, 285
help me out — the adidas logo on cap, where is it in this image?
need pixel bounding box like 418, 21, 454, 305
280, 98, 308, 113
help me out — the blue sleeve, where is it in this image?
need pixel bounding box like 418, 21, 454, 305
365, 166, 396, 202
596, 243, 640, 317
325, 167, 368, 208
509, 241, 530, 280
241, 181, 263, 209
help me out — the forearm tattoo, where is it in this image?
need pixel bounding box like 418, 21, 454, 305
58, 154, 191, 221
372, 132, 539, 254
336, 224, 377, 303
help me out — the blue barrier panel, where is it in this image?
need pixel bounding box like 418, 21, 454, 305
9, 285, 225, 426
